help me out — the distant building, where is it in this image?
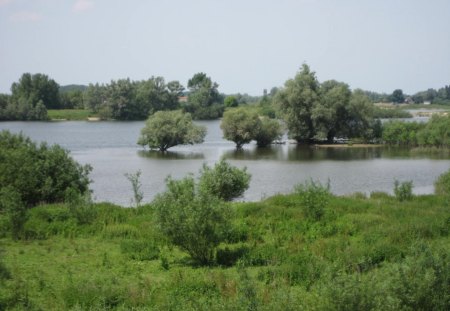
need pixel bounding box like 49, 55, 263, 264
423, 101, 431, 105
178, 96, 188, 103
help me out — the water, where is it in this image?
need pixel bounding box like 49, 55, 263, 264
1, 120, 449, 206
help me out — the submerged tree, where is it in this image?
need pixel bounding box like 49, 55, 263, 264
221, 108, 260, 149
138, 110, 206, 151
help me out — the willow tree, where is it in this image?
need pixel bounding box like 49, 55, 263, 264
138, 110, 206, 151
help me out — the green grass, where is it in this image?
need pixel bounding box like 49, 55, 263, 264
0, 194, 449, 310
47, 109, 98, 121
400, 104, 450, 110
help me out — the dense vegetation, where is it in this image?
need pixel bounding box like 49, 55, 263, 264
382, 115, 450, 147
0, 184, 448, 310
274, 65, 381, 143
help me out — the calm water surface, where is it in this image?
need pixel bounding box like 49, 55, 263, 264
1, 120, 449, 206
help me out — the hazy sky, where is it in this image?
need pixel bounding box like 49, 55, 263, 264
1, 0, 449, 95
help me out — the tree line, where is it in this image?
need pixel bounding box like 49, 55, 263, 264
0, 72, 231, 121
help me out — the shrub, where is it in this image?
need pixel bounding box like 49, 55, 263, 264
0, 130, 91, 207
198, 160, 251, 201
393, 180, 413, 202
152, 176, 232, 265
434, 169, 450, 195
295, 180, 331, 221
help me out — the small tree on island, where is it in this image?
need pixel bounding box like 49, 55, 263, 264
138, 110, 206, 152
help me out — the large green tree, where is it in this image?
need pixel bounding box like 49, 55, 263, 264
185, 73, 223, 119
11, 73, 61, 109
138, 110, 206, 151
274, 64, 320, 142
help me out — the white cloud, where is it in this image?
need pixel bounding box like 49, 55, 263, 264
73, 0, 94, 12
9, 11, 42, 22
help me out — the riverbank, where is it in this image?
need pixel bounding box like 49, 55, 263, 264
1, 191, 448, 310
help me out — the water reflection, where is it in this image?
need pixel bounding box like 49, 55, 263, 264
138, 150, 205, 160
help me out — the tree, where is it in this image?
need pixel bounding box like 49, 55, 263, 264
198, 160, 251, 201
11, 73, 61, 109
224, 96, 239, 108
274, 64, 320, 142
254, 117, 283, 147
221, 108, 260, 149
313, 80, 352, 142
185, 73, 223, 119
390, 89, 405, 104
138, 110, 206, 151
152, 175, 231, 265
0, 130, 91, 207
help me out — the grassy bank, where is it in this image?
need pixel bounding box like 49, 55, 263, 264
0, 192, 449, 310
47, 109, 97, 121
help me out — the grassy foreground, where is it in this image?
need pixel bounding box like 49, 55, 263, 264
0, 193, 449, 310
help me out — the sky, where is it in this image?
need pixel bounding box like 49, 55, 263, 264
1, 0, 449, 96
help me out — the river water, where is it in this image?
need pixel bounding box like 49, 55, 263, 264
1, 120, 449, 206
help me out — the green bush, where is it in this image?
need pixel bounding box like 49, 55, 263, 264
152, 176, 232, 265
295, 180, 331, 221
0, 130, 91, 207
434, 169, 450, 195
198, 159, 251, 201
393, 180, 413, 202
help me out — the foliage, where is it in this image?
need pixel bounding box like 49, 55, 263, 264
152, 175, 231, 265
390, 89, 405, 103
11, 73, 60, 109
434, 169, 450, 195
417, 115, 450, 147
224, 95, 239, 108
0, 130, 91, 207
382, 121, 424, 146
125, 170, 144, 207
294, 179, 331, 220
394, 180, 414, 202
0, 186, 27, 240
0, 190, 449, 309
83, 77, 181, 120
274, 65, 378, 143
221, 108, 260, 149
184, 72, 224, 119
254, 117, 283, 147
275, 64, 320, 142
138, 110, 206, 151
383, 116, 450, 148
198, 160, 251, 201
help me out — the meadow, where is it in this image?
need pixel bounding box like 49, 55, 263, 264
1, 191, 448, 310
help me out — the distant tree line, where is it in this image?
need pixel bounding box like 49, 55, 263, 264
360, 86, 450, 105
